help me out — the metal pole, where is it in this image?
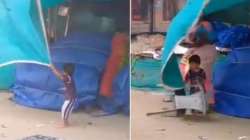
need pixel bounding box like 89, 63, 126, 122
64, 12, 70, 37
36, 0, 51, 62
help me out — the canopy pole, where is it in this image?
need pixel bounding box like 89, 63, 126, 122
64, 12, 70, 37
36, 0, 51, 63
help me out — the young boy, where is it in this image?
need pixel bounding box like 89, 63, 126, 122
50, 63, 76, 127
185, 55, 206, 94
181, 29, 217, 105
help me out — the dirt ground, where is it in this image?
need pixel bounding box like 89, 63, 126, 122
131, 90, 250, 140
131, 34, 165, 54
0, 92, 129, 140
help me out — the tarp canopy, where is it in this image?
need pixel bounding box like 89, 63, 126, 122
4, 0, 130, 114
0, 0, 50, 67
41, 0, 65, 8
0, 0, 129, 89
161, 0, 250, 89
0, 0, 128, 68
161, 0, 250, 118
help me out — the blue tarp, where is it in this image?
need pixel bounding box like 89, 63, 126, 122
213, 46, 250, 118
213, 25, 250, 118
11, 33, 129, 114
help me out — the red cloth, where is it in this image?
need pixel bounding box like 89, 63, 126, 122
100, 33, 128, 97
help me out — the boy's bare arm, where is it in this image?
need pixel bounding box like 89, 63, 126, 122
49, 64, 64, 80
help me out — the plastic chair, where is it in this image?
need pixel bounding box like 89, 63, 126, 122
147, 84, 208, 117
175, 90, 207, 115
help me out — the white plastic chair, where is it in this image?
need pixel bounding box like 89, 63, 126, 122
147, 85, 208, 117
174, 84, 207, 115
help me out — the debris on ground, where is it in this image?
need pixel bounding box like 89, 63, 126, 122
198, 136, 208, 140
0, 133, 6, 138
131, 34, 164, 55
49, 121, 55, 124
161, 107, 169, 110
87, 122, 93, 125
1, 124, 7, 128
35, 124, 46, 128
238, 136, 249, 140
21, 135, 63, 140
156, 128, 166, 132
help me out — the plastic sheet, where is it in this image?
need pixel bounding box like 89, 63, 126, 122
0, 0, 50, 67
213, 46, 250, 118
216, 26, 250, 48
0, 66, 15, 90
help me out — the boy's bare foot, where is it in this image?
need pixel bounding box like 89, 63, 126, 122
56, 121, 69, 128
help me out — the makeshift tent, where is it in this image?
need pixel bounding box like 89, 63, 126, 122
11, 33, 112, 110
161, 0, 250, 118
11, 33, 129, 114
1, 0, 129, 114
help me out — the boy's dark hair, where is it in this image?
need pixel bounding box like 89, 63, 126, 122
63, 63, 75, 76
189, 55, 201, 65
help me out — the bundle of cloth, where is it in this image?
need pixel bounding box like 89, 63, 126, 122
212, 22, 250, 49
217, 26, 250, 48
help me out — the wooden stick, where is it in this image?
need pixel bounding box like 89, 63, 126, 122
146, 109, 177, 116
